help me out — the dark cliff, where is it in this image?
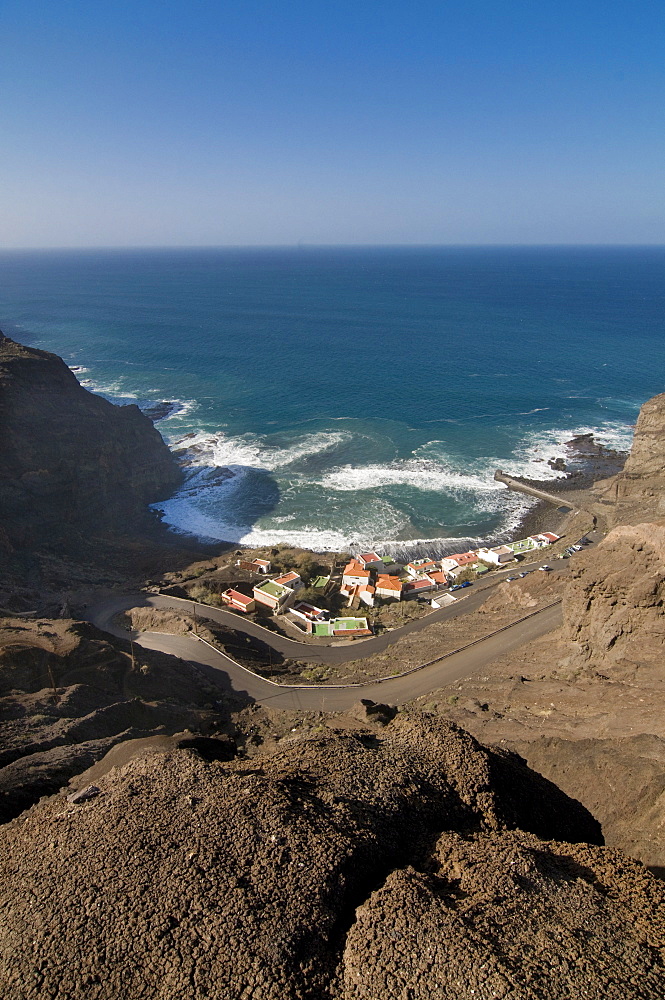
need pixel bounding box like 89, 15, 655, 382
0, 333, 182, 558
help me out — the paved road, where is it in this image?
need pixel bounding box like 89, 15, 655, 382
88, 572, 555, 668
88, 595, 562, 710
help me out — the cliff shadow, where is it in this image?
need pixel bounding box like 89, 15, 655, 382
152, 461, 283, 551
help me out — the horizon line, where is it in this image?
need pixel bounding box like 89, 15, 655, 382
1, 241, 665, 252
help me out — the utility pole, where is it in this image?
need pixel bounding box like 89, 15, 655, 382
192, 601, 198, 635
47, 659, 60, 705
130, 640, 135, 672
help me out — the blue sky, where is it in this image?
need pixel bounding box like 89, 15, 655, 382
1, 0, 664, 246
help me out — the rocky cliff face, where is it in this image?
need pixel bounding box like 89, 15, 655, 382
0, 333, 182, 554
590, 392, 665, 525
563, 520, 665, 668
1, 715, 664, 999
623, 392, 665, 478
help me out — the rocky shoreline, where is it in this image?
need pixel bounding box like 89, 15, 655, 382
508, 432, 629, 541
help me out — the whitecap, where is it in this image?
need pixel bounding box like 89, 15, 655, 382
169, 428, 352, 473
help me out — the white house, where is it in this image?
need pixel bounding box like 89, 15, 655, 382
342, 560, 371, 588
356, 551, 384, 571
375, 574, 403, 600
273, 571, 303, 591
251, 558, 271, 573
253, 579, 295, 612
441, 557, 460, 573
431, 593, 457, 609
405, 558, 439, 579
477, 545, 514, 565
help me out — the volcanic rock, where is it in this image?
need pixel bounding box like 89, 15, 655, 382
511, 733, 665, 874
623, 392, 665, 478
563, 520, 665, 668
2, 714, 664, 999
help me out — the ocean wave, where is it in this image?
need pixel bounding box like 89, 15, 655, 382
513, 421, 634, 472
171, 428, 353, 473
73, 368, 198, 421
155, 416, 633, 554
317, 461, 503, 497
155, 496, 401, 551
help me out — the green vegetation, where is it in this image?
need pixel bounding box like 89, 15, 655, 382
187, 584, 222, 606
268, 545, 329, 584
299, 664, 331, 682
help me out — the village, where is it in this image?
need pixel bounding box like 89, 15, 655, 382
216, 531, 562, 639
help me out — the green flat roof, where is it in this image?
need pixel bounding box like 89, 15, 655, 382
312, 575, 330, 588
256, 580, 287, 598
333, 617, 367, 629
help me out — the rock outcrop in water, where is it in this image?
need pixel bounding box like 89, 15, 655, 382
0, 333, 181, 550
2, 714, 664, 999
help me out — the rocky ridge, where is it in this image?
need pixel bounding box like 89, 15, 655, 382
3, 714, 665, 999
0, 617, 241, 823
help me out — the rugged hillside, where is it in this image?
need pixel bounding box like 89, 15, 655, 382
0, 333, 182, 551
3, 714, 664, 1000
0, 616, 241, 823
409, 523, 665, 870
622, 392, 665, 478
563, 520, 665, 668
509, 733, 665, 875
589, 391, 665, 526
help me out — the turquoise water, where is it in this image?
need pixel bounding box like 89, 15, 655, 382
0, 246, 663, 555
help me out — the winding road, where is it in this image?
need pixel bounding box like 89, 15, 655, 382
88, 592, 563, 711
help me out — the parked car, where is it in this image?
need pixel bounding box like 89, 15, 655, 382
506, 576, 518, 582
538, 565, 552, 572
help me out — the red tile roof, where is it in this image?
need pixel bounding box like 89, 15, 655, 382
223, 589, 254, 609
404, 579, 433, 591
447, 551, 477, 565
343, 564, 370, 580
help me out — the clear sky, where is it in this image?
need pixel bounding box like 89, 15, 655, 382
1, 0, 664, 246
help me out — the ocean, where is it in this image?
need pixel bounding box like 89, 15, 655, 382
1, 246, 663, 558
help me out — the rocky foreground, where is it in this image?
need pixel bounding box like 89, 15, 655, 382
2, 713, 665, 999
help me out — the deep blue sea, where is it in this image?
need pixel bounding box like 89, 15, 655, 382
1, 246, 663, 556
